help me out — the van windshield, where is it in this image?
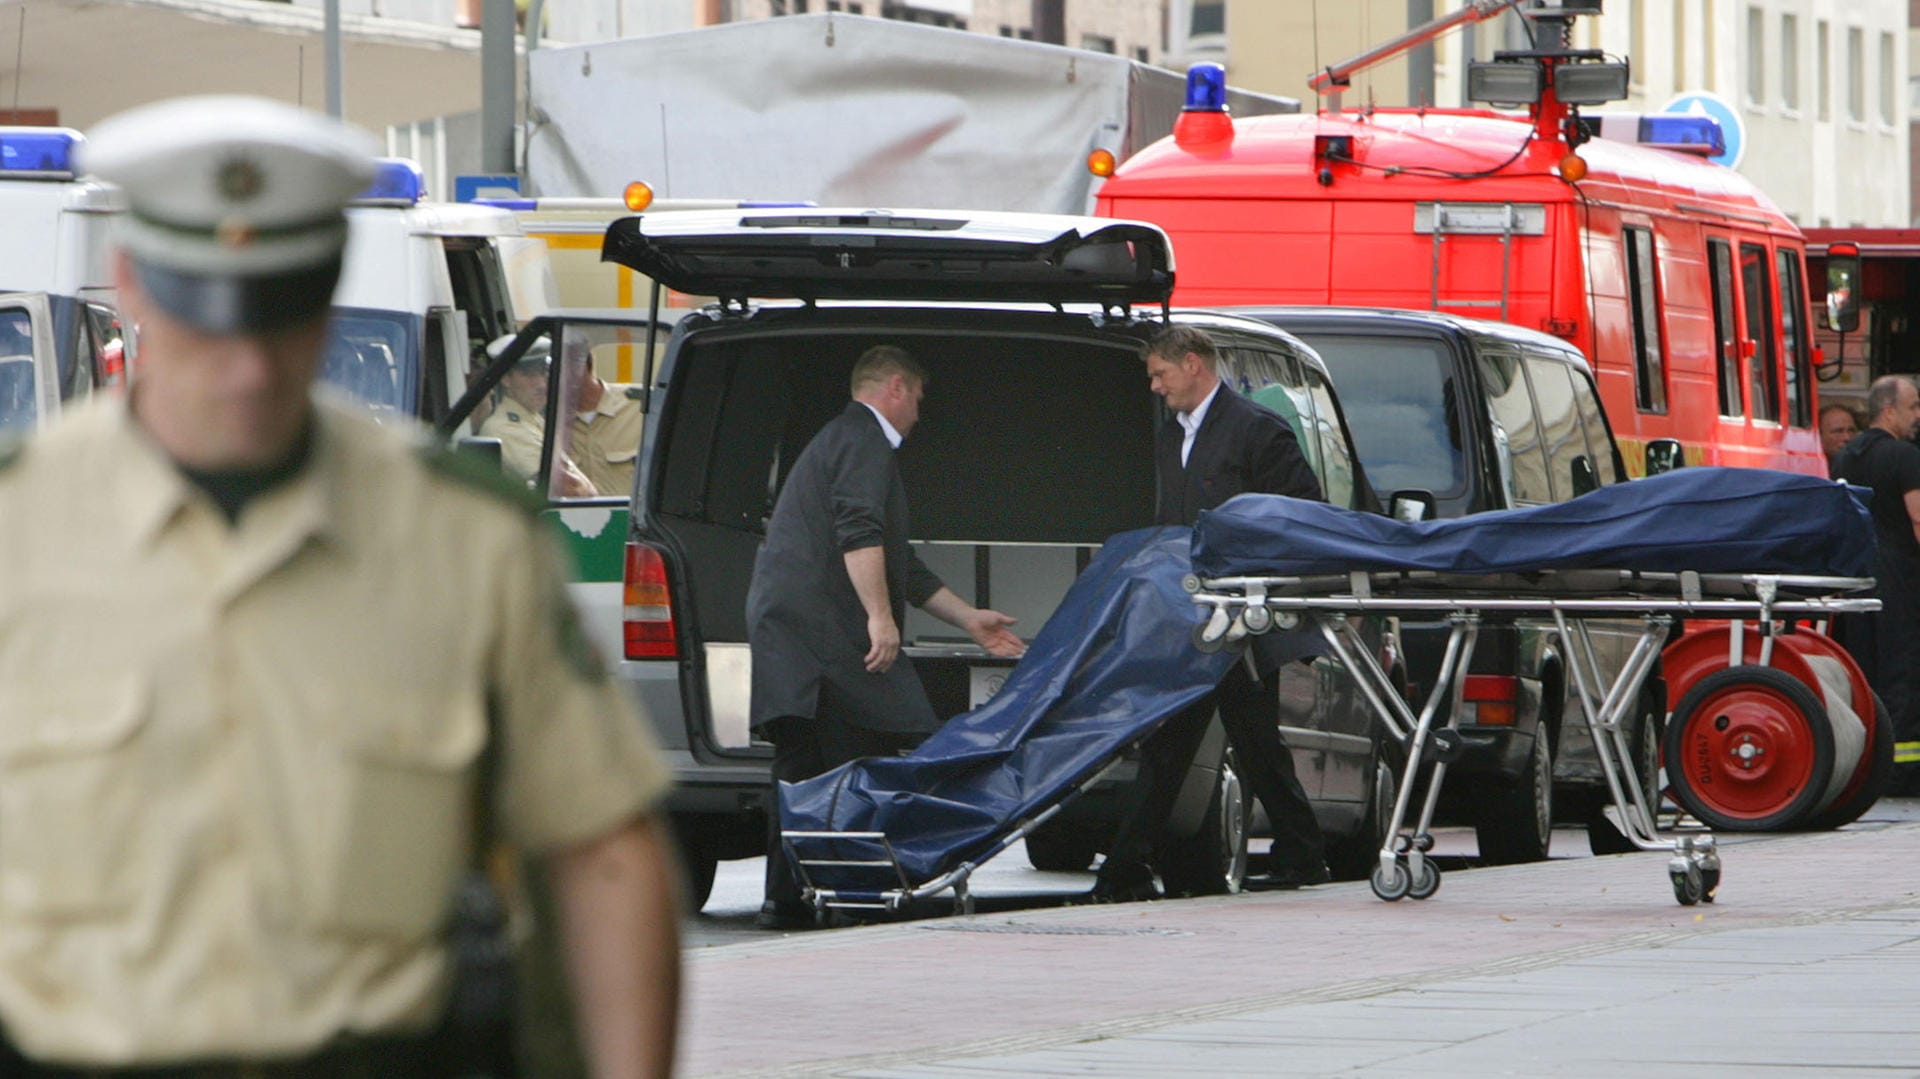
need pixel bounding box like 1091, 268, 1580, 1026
321, 309, 419, 418
1291, 332, 1466, 502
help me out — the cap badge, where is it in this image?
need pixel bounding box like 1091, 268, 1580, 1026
216, 157, 265, 203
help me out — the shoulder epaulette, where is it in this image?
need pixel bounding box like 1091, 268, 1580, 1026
416, 443, 546, 515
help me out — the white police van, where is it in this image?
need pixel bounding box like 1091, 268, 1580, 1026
325, 158, 553, 426
0, 127, 127, 439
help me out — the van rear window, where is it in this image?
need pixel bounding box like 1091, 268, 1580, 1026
657, 330, 1157, 544
1294, 333, 1466, 502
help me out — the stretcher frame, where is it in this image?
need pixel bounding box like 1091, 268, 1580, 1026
1185, 567, 1880, 906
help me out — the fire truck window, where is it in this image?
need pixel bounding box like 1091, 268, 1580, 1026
1566, 365, 1621, 487
1708, 239, 1742, 418
1525, 356, 1590, 501
1740, 242, 1780, 422
1622, 226, 1667, 413
1300, 368, 1359, 510
1478, 351, 1552, 506
1302, 333, 1467, 504
1777, 249, 1813, 428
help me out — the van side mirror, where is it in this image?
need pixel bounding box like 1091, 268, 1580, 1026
1570, 454, 1599, 497
1825, 243, 1861, 333
1644, 438, 1685, 476
1389, 489, 1437, 522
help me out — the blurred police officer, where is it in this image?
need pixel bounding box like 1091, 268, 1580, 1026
0, 96, 679, 1077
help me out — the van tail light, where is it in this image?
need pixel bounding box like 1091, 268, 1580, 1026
1461, 674, 1519, 726
623, 542, 678, 659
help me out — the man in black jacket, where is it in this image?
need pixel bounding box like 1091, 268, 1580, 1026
1093, 324, 1330, 900
1837, 374, 1920, 794
749, 345, 1025, 929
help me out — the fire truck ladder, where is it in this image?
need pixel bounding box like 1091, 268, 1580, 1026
1417, 201, 1545, 323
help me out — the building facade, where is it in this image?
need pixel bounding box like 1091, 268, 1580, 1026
1225, 0, 1910, 228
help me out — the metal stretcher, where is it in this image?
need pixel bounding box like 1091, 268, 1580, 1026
1185, 566, 1880, 905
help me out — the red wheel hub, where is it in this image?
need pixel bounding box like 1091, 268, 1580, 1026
1672, 680, 1821, 819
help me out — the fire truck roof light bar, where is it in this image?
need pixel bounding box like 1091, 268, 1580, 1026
1185, 63, 1228, 111
0, 128, 82, 179
1585, 115, 1726, 156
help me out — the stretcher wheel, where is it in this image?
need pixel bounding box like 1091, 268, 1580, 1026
1407, 859, 1441, 900
1664, 665, 1834, 832
1700, 865, 1720, 903
1370, 861, 1411, 902
1671, 862, 1704, 906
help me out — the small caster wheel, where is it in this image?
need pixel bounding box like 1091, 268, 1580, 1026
1371, 860, 1411, 902
1392, 834, 1414, 855
1414, 833, 1436, 853
1182, 573, 1202, 594
1243, 605, 1273, 633
1192, 620, 1226, 654
1670, 864, 1703, 906
1408, 859, 1441, 900
1700, 866, 1720, 903
954, 892, 975, 917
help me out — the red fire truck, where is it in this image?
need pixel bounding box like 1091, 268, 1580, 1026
1095, 4, 1825, 479
1093, 0, 1887, 837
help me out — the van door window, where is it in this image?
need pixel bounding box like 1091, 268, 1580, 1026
0, 306, 37, 437
1740, 242, 1780, 422
1708, 239, 1742, 417
1566, 364, 1621, 486
1478, 350, 1552, 506
1777, 248, 1812, 428
542, 323, 649, 502
1300, 367, 1360, 510
1233, 346, 1320, 478
1623, 225, 1667, 413
444, 239, 513, 366
1526, 355, 1600, 499
320, 311, 419, 418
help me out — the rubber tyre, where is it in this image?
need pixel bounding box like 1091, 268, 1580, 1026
1665, 665, 1834, 831
1803, 691, 1895, 831
680, 845, 718, 913
1474, 726, 1553, 865
1588, 696, 1663, 856
1371, 860, 1411, 902
1407, 858, 1441, 900
1024, 819, 1101, 873
1328, 757, 1396, 881
1160, 746, 1249, 897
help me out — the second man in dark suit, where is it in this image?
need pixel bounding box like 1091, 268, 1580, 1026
1094, 324, 1330, 900
749, 345, 1026, 929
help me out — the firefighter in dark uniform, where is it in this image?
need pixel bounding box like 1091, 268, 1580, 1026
1837, 374, 1920, 793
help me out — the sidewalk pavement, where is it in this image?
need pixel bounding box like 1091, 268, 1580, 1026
682, 808, 1920, 1078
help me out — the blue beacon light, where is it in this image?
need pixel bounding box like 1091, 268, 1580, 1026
1637, 115, 1725, 155
1185, 63, 1228, 112
357, 158, 426, 203
0, 128, 82, 177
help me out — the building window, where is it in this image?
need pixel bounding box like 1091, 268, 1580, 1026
1134, 45, 1149, 63
1848, 27, 1864, 122
1190, 1, 1224, 36
1081, 33, 1115, 53
1780, 15, 1798, 110
1673, 1, 1687, 90
1817, 20, 1830, 121
1746, 5, 1765, 105
1880, 31, 1896, 123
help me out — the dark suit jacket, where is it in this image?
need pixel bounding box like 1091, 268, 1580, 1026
1159, 384, 1325, 668
747, 402, 946, 733
1156, 382, 1323, 526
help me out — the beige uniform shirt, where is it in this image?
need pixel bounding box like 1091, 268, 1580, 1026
477, 400, 546, 485
0, 397, 669, 1066
569, 384, 644, 498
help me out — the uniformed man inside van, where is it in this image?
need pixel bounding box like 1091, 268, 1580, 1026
556, 333, 645, 498
0, 95, 680, 1077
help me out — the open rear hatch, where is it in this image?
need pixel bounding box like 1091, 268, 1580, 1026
601, 208, 1175, 307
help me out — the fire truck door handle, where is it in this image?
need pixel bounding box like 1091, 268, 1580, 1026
1739, 340, 1756, 359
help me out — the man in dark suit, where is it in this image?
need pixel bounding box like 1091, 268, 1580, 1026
1093, 324, 1330, 900
749, 345, 1026, 929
